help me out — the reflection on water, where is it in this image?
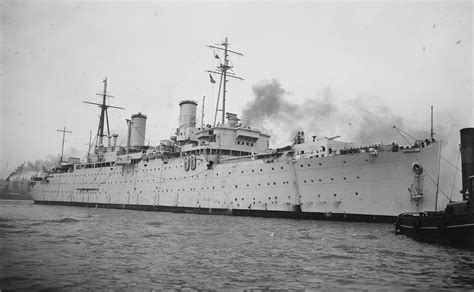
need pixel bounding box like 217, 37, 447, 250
0, 200, 473, 290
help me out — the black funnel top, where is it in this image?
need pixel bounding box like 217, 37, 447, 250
460, 128, 474, 200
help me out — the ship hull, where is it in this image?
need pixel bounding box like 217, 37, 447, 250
31, 142, 441, 223
33, 200, 395, 222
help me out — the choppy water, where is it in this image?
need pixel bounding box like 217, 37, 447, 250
1, 199, 473, 290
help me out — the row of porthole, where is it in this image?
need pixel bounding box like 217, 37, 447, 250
67, 163, 346, 181
298, 158, 370, 169
40, 190, 360, 200
51, 175, 361, 190
302, 176, 361, 183
235, 195, 279, 202
315, 192, 359, 198
134, 192, 360, 201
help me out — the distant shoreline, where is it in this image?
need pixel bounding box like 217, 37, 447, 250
0, 192, 32, 201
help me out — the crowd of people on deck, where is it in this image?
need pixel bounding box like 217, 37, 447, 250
332, 137, 435, 156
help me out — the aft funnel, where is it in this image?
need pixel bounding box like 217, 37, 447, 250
460, 128, 474, 200
130, 112, 147, 147
177, 100, 197, 142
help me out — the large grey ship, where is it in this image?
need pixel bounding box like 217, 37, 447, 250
30, 38, 441, 222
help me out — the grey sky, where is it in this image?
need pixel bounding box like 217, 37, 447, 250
1, 1, 472, 179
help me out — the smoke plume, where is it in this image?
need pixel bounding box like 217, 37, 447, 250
241, 79, 410, 146
6, 155, 58, 181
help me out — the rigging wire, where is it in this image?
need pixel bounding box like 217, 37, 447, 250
393, 126, 412, 145
393, 126, 419, 143
416, 157, 451, 202
441, 154, 461, 172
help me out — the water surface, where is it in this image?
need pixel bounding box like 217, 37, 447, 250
1, 200, 473, 290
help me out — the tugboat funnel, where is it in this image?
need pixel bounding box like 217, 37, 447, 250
460, 128, 474, 200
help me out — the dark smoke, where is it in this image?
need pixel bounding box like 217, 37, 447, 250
242, 80, 341, 145
6, 155, 58, 180
241, 79, 409, 146
6, 144, 86, 180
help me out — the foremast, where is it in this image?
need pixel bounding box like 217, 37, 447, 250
207, 37, 244, 126
83, 78, 124, 147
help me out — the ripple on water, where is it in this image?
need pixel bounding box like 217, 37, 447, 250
145, 221, 163, 228
50, 218, 81, 224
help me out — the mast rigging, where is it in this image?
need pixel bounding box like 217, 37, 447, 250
56, 127, 72, 163
83, 77, 124, 146
206, 37, 244, 126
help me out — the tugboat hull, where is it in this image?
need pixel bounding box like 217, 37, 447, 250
395, 210, 474, 245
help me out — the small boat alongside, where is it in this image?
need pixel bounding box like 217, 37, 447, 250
395, 128, 474, 246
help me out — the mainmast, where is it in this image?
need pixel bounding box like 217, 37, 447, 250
430, 105, 434, 140
83, 78, 124, 146
201, 96, 206, 128
207, 37, 244, 126
56, 127, 72, 163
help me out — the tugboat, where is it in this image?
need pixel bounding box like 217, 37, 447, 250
395, 128, 474, 246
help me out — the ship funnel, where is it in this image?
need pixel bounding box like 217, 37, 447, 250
177, 100, 197, 142
460, 128, 474, 200
130, 113, 147, 147
107, 135, 112, 148
112, 134, 118, 147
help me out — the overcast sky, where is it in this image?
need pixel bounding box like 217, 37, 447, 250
1, 0, 472, 179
